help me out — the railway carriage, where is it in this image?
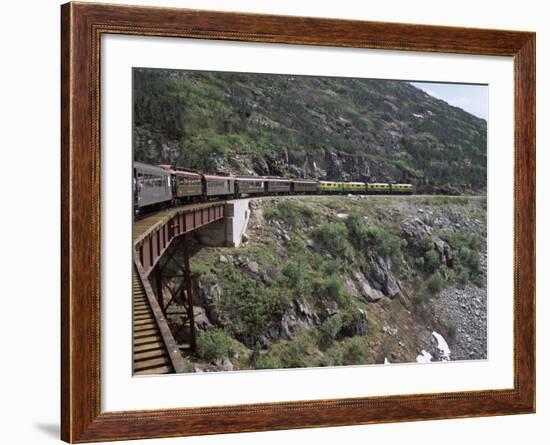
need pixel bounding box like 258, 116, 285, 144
342, 181, 367, 194
319, 181, 344, 193
134, 162, 173, 212
235, 177, 265, 196
367, 183, 391, 194
266, 178, 291, 194
291, 179, 319, 194
173, 169, 203, 201
204, 174, 235, 197
390, 183, 414, 194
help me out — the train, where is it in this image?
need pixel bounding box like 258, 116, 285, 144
133, 161, 414, 216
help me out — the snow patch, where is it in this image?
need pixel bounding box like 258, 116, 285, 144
416, 350, 432, 363
432, 331, 451, 361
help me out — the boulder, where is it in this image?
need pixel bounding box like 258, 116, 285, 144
344, 276, 360, 298
247, 260, 259, 273
352, 270, 384, 302
279, 312, 296, 339
384, 274, 401, 299
193, 306, 212, 331
215, 356, 234, 371
369, 260, 386, 290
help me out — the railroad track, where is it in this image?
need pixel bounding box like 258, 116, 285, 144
133, 204, 197, 375
133, 268, 174, 375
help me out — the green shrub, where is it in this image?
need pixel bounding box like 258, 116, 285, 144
427, 272, 445, 295
459, 247, 481, 274
254, 354, 282, 370
285, 236, 307, 256
190, 262, 210, 279
340, 309, 367, 337
341, 337, 369, 365
278, 335, 314, 368
311, 223, 350, 257
422, 215, 435, 226
318, 315, 343, 349
440, 230, 483, 252
264, 200, 314, 227
364, 225, 405, 260
457, 269, 470, 285
416, 235, 434, 252
423, 249, 442, 272
282, 258, 310, 298
196, 329, 232, 361
313, 274, 351, 308
324, 275, 343, 299
323, 258, 348, 275
345, 214, 405, 261
440, 230, 483, 278
222, 273, 280, 340
319, 346, 344, 367
321, 336, 369, 367
344, 212, 369, 247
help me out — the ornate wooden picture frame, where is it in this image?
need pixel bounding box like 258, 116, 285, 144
61, 2, 535, 442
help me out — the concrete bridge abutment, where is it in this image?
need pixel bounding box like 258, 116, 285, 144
194, 199, 251, 248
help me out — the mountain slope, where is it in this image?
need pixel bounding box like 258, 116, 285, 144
133, 68, 487, 194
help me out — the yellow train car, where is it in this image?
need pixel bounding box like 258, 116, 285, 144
319, 181, 344, 193
367, 183, 391, 194
341, 182, 366, 194
390, 183, 414, 194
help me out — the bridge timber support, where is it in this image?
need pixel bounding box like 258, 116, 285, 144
132, 199, 253, 374
133, 202, 226, 374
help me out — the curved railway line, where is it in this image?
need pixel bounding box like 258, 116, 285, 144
134, 161, 414, 217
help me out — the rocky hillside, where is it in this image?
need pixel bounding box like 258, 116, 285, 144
133, 69, 487, 195
165, 195, 487, 372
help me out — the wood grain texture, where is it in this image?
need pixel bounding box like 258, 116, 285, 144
60, 2, 536, 442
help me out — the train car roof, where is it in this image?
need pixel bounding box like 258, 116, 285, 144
264, 177, 291, 182
174, 169, 201, 177
292, 178, 318, 183
203, 174, 236, 180
235, 176, 265, 181
134, 161, 171, 174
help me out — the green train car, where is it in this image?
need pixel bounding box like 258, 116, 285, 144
319, 181, 414, 195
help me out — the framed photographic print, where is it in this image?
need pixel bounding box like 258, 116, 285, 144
61, 2, 535, 442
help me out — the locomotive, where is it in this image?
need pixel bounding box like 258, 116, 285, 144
133, 161, 414, 216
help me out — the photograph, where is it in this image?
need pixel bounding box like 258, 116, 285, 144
52, 1, 537, 441
132, 68, 488, 375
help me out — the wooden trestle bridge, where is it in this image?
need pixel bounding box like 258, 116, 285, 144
132, 201, 226, 375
